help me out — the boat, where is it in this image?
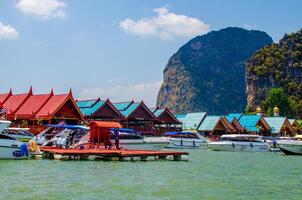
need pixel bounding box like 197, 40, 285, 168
164, 131, 207, 149
2, 127, 34, 142
28, 124, 90, 156
278, 135, 302, 155
207, 134, 270, 152
0, 120, 28, 159
108, 128, 170, 150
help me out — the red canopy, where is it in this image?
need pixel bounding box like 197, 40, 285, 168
87, 121, 122, 148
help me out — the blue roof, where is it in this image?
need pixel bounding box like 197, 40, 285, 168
113, 102, 132, 111
76, 99, 98, 108
227, 113, 242, 120
225, 116, 235, 123
198, 116, 220, 131
264, 117, 287, 134
239, 115, 261, 132
164, 131, 195, 135
79, 101, 105, 116
153, 109, 164, 117
121, 102, 140, 117
176, 112, 207, 130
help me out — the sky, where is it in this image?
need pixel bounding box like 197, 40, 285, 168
0, 0, 302, 107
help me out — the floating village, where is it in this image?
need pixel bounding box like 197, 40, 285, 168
0, 87, 302, 161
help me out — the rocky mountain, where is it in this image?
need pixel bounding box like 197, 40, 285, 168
246, 28, 302, 116
157, 27, 273, 114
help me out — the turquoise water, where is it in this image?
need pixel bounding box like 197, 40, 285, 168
0, 150, 302, 200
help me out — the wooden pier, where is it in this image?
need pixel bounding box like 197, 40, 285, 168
40, 147, 189, 161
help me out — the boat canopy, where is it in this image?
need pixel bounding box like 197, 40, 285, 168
45, 124, 90, 130
164, 131, 195, 135
110, 128, 137, 133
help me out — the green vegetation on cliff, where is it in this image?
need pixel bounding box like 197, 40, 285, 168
246, 29, 302, 117
157, 27, 273, 114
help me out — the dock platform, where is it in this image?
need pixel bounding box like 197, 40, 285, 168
40, 147, 189, 161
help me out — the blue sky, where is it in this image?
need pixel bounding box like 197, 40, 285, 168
0, 0, 301, 106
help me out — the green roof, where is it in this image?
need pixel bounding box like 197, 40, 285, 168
113, 102, 132, 111
177, 112, 207, 130
76, 99, 98, 108
79, 100, 105, 116
121, 102, 140, 117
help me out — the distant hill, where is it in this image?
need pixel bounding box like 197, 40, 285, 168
157, 27, 273, 114
246, 28, 302, 116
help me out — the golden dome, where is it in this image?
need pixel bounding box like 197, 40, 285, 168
274, 106, 280, 113
256, 107, 262, 113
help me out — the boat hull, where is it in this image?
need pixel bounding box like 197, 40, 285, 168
278, 142, 302, 155
166, 138, 207, 149
0, 145, 27, 159
208, 141, 270, 152
119, 141, 170, 150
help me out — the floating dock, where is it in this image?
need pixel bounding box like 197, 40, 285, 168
40, 147, 189, 161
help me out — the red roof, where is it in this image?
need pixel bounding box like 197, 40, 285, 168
36, 94, 69, 118
3, 92, 32, 114
0, 90, 12, 104
15, 93, 53, 119
35, 91, 84, 120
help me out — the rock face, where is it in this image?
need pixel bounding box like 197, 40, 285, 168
246, 28, 302, 111
157, 27, 273, 114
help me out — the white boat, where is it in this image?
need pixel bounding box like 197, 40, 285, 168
207, 134, 270, 152
2, 127, 34, 142
164, 131, 207, 149
109, 129, 170, 150
278, 135, 302, 155
0, 120, 28, 159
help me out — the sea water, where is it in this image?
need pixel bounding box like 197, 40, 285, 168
0, 150, 301, 200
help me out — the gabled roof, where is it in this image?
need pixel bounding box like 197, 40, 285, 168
227, 113, 242, 120
177, 112, 207, 130
152, 107, 181, 124
77, 100, 105, 116
264, 117, 293, 134
121, 102, 140, 117
238, 115, 271, 133
76, 99, 99, 108
15, 92, 53, 119
35, 91, 84, 120
289, 119, 296, 126
113, 101, 134, 111
3, 88, 33, 114
198, 116, 220, 131
0, 89, 12, 104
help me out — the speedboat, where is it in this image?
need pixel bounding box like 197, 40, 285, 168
207, 134, 270, 152
28, 124, 90, 155
109, 128, 170, 150
278, 135, 302, 155
164, 131, 207, 149
2, 127, 34, 142
0, 120, 28, 159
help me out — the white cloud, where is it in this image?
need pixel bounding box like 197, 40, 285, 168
78, 81, 162, 107
16, 0, 66, 19
0, 22, 19, 40
119, 6, 210, 40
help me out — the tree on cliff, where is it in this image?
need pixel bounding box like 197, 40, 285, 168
157, 27, 273, 114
